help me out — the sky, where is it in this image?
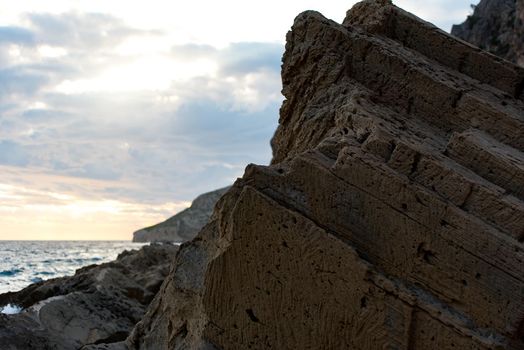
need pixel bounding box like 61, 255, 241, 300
0, 0, 477, 240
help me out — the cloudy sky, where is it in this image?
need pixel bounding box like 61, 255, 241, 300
0, 0, 476, 240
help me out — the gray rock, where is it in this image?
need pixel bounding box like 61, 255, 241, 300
0, 244, 178, 349
133, 187, 230, 243
81, 342, 128, 350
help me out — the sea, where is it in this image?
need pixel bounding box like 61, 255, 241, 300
0, 241, 147, 298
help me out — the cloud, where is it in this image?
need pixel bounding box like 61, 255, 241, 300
26, 12, 147, 50
167, 42, 284, 114
0, 12, 157, 103
170, 44, 216, 60
171, 42, 283, 76
70, 162, 123, 181
0, 14, 283, 207
0, 66, 50, 97
22, 107, 70, 122
0, 26, 35, 44
0, 140, 30, 166
219, 42, 283, 75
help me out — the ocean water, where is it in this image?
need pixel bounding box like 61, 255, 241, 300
0, 241, 148, 295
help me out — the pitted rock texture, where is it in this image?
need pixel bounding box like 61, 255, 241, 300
127, 1, 524, 349
0, 244, 178, 350
133, 187, 230, 243
452, 0, 524, 66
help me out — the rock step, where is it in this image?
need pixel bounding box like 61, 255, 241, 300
203, 185, 507, 349
333, 94, 524, 241
283, 11, 524, 154
446, 129, 524, 201
274, 11, 524, 164
343, 0, 524, 100
344, 27, 524, 151
385, 137, 524, 241
244, 150, 524, 338
327, 146, 524, 289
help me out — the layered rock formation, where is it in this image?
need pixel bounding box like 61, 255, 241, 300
133, 187, 230, 243
452, 0, 524, 66
126, 1, 524, 349
0, 244, 178, 349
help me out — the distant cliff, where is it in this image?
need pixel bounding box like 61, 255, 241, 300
132, 187, 230, 243
452, 0, 524, 66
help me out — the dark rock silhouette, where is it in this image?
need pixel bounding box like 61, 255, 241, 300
126, 1, 524, 349
452, 0, 524, 66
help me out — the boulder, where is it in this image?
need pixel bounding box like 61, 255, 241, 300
126, 1, 524, 349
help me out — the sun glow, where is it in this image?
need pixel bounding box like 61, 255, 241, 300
55, 55, 218, 93
37, 45, 68, 58
0, 168, 190, 240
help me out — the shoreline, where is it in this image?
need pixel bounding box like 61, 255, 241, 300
0, 241, 150, 295
0, 243, 179, 349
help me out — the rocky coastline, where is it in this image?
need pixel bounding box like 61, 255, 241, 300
1, 0, 523, 349
0, 244, 178, 349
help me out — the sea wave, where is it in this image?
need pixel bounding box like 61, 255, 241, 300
0, 241, 147, 294
0, 268, 23, 277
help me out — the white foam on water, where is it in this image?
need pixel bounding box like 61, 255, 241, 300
0, 303, 22, 314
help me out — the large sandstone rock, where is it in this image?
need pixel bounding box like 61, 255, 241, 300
133, 187, 230, 243
0, 244, 178, 349
452, 0, 524, 66
126, 1, 524, 349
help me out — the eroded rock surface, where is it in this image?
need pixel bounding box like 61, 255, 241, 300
133, 187, 230, 243
0, 244, 178, 350
452, 0, 524, 66
127, 1, 524, 349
